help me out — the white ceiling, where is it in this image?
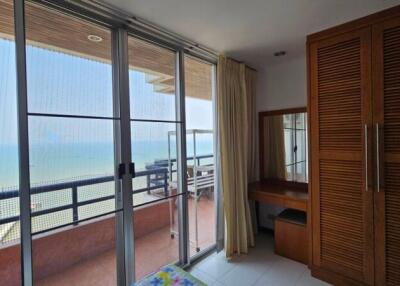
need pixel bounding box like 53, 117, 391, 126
109, 0, 400, 70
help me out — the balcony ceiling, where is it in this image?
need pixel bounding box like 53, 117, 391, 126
109, 0, 400, 69
0, 0, 212, 100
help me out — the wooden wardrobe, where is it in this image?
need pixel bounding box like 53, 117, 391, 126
308, 6, 400, 286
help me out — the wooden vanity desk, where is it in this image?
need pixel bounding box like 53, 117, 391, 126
249, 180, 308, 212
255, 108, 310, 264
249, 180, 309, 264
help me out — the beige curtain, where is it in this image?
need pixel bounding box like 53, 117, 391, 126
263, 116, 286, 180
244, 67, 259, 236
217, 56, 255, 257
245, 68, 257, 183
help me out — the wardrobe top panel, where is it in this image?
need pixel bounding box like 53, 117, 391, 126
307, 5, 400, 43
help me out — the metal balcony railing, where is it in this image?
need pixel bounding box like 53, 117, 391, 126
0, 154, 213, 242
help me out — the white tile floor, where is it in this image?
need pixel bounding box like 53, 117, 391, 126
189, 232, 331, 286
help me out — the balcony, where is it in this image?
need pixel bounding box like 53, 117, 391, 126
0, 156, 216, 286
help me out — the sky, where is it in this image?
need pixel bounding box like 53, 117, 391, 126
0, 38, 214, 187
0, 39, 213, 145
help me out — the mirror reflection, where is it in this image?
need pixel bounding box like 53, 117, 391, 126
261, 111, 308, 183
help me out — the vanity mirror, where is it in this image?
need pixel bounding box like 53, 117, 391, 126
259, 107, 308, 183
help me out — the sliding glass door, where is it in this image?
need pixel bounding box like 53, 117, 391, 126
127, 36, 184, 280
24, 2, 119, 285
3, 1, 218, 285
0, 1, 22, 285
184, 55, 217, 257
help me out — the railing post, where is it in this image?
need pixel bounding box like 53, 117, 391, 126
72, 187, 78, 225
169, 161, 173, 181
164, 169, 168, 197
146, 174, 150, 194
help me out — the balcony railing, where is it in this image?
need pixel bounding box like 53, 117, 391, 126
0, 154, 213, 242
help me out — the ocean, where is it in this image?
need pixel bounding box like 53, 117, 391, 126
0, 138, 214, 240
0, 138, 213, 189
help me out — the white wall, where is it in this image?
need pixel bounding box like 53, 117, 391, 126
257, 55, 307, 112
255, 55, 307, 228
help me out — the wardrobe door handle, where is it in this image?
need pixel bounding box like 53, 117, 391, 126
376, 123, 380, 193
364, 124, 368, 192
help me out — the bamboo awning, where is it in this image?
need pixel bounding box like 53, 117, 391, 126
0, 0, 212, 100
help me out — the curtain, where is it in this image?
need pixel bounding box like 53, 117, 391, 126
263, 116, 286, 180
244, 67, 259, 235
245, 68, 257, 183
214, 66, 225, 252
217, 56, 255, 257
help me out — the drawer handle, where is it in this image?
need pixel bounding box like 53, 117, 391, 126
376, 123, 380, 193
365, 124, 368, 192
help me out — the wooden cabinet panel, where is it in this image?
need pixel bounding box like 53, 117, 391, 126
317, 37, 362, 152
308, 6, 400, 286
275, 219, 308, 264
309, 28, 374, 285
373, 17, 400, 286
320, 159, 363, 273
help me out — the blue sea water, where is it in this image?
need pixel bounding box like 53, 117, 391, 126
0, 138, 213, 190
0, 138, 213, 227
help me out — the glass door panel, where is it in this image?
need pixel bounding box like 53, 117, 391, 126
24, 2, 119, 285
0, 1, 21, 284
128, 37, 176, 122
131, 121, 179, 206
184, 55, 216, 256
128, 36, 181, 281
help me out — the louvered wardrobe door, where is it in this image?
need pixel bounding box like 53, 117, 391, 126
373, 17, 400, 286
309, 28, 374, 285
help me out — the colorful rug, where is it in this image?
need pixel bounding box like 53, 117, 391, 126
134, 264, 207, 286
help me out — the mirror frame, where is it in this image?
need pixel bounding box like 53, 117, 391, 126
259, 107, 307, 183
